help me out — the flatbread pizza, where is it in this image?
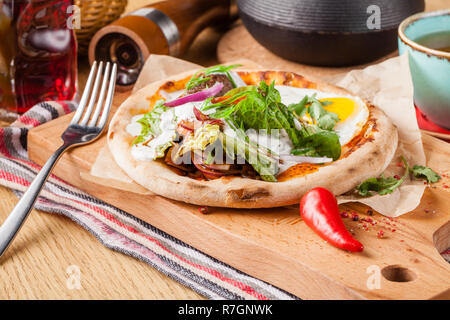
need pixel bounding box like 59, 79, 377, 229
108, 65, 398, 208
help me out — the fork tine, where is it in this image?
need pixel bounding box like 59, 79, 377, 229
79, 61, 104, 125
97, 63, 117, 129
88, 62, 111, 127
71, 61, 97, 124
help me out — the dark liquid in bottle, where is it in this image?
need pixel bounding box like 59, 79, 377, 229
2, 0, 77, 114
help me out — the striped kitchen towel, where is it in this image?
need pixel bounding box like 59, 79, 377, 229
0, 102, 296, 300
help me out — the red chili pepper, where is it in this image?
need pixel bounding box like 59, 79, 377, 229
300, 188, 364, 252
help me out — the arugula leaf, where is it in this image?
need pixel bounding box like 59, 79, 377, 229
291, 129, 341, 160
205, 81, 301, 144
289, 94, 339, 131
410, 165, 441, 183
186, 64, 242, 90
357, 175, 405, 196
132, 101, 168, 145
356, 156, 441, 196
357, 157, 408, 196
204, 81, 342, 161
288, 96, 308, 118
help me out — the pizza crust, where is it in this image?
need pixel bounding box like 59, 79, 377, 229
108, 70, 398, 208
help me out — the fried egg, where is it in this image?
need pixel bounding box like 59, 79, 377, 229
275, 86, 370, 145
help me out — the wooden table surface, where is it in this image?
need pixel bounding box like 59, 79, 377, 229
0, 0, 216, 300
0, 0, 448, 300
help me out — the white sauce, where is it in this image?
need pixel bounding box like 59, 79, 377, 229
131, 130, 176, 161
126, 115, 144, 137
129, 109, 177, 161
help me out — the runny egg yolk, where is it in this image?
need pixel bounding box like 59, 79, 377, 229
320, 97, 356, 122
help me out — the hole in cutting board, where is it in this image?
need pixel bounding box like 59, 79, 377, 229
381, 265, 417, 282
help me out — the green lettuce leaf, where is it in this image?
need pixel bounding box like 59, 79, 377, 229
291, 128, 341, 160
132, 100, 168, 145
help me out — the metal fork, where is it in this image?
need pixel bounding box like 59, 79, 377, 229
0, 61, 117, 259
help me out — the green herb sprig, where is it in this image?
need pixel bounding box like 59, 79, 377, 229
356, 156, 441, 196
185, 64, 242, 91
288, 94, 339, 131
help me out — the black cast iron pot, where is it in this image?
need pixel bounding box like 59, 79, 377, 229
238, 0, 425, 66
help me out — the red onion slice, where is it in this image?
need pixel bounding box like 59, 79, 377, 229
280, 155, 333, 164
203, 163, 232, 171
164, 82, 224, 108
193, 161, 225, 178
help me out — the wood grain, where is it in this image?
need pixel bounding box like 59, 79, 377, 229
0, 186, 203, 299
27, 98, 450, 299
2, 0, 449, 300
0, 0, 215, 300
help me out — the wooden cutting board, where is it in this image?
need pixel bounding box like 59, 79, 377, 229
27, 87, 450, 299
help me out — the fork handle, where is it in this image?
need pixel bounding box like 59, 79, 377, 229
0, 144, 69, 259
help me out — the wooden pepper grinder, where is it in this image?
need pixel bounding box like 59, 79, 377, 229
89, 0, 232, 89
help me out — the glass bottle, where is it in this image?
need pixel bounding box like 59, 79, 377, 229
2, 0, 77, 114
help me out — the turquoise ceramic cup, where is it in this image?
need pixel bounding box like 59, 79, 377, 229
398, 10, 450, 129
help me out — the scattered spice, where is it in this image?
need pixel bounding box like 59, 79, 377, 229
198, 206, 209, 214
377, 230, 385, 239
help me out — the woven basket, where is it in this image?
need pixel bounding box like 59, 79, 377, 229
74, 0, 127, 55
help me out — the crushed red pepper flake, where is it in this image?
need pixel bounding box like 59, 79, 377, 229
198, 206, 209, 214
340, 212, 349, 218
377, 230, 385, 239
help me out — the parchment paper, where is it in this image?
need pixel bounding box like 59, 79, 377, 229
90, 54, 426, 217
333, 55, 426, 217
